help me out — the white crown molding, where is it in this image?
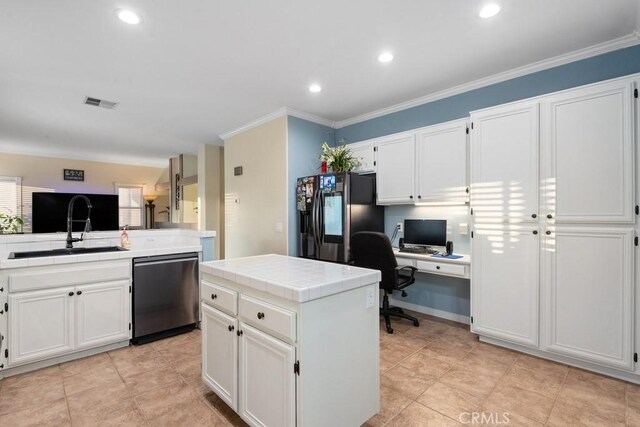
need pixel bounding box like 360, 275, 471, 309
334, 32, 640, 129
219, 107, 335, 140
284, 108, 335, 128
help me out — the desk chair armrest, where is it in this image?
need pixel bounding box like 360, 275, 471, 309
395, 265, 417, 282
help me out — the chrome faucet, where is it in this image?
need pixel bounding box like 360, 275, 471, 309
66, 195, 92, 249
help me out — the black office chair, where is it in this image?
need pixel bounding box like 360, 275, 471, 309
351, 231, 419, 334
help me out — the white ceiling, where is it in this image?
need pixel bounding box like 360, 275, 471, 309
0, 0, 638, 167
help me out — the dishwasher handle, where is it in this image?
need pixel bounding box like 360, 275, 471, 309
133, 252, 199, 266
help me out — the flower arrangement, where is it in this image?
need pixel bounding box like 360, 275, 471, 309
0, 212, 24, 234
319, 142, 360, 172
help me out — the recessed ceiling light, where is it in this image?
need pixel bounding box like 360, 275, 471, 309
378, 52, 394, 63
116, 9, 142, 25
479, 3, 501, 18
309, 84, 322, 93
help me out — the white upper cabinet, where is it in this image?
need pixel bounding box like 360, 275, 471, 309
415, 119, 468, 203
471, 101, 539, 222
348, 140, 376, 174
375, 133, 416, 204
542, 80, 635, 223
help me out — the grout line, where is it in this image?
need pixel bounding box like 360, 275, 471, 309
544, 365, 569, 426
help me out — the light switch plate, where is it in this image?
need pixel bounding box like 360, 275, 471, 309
459, 223, 469, 235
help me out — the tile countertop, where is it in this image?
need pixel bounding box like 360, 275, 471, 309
200, 254, 381, 303
0, 229, 216, 269
0, 245, 204, 270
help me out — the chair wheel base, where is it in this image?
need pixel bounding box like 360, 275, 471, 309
386, 326, 394, 334
413, 320, 420, 327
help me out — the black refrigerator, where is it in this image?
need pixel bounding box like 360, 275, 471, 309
296, 172, 384, 264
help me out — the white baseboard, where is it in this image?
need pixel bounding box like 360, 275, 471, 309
388, 298, 470, 325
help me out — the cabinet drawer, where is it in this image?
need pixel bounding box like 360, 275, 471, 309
239, 295, 296, 342
202, 280, 237, 315
416, 261, 466, 277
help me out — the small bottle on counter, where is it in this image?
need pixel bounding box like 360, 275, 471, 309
121, 225, 131, 249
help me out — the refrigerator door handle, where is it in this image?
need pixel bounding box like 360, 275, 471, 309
319, 192, 325, 244
312, 189, 321, 249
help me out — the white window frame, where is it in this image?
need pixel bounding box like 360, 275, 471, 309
0, 176, 23, 231
115, 183, 145, 229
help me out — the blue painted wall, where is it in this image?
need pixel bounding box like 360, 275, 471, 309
287, 116, 335, 256
335, 44, 640, 144
333, 44, 640, 321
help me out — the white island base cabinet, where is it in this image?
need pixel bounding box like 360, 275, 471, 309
201, 255, 381, 427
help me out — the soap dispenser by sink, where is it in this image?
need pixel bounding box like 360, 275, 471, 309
121, 225, 131, 249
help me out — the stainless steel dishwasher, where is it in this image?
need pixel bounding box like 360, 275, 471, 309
132, 252, 199, 343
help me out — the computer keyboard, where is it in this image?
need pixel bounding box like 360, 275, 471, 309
399, 246, 437, 255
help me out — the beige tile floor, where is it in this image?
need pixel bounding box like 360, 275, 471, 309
0, 311, 638, 426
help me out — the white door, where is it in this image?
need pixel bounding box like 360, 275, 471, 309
543, 226, 634, 370
415, 119, 468, 203
348, 141, 375, 174
542, 80, 635, 223
76, 280, 130, 350
471, 226, 539, 347
376, 133, 415, 204
470, 101, 539, 222
202, 303, 238, 410
239, 323, 295, 427
8, 287, 75, 366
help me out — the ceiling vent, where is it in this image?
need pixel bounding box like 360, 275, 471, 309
84, 96, 118, 109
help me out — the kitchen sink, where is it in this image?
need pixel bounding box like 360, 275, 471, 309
8, 246, 128, 259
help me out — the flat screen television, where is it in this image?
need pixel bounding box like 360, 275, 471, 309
403, 219, 447, 247
32, 192, 120, 233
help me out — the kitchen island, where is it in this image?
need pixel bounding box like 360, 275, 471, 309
200, 254, 381, 427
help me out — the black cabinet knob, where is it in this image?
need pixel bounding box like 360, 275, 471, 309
76, 291, 82, 295
68, 292, 74, 296
547, 214, 553, 219
211, 294, 217, 300
531, 214, 537, 219
409, 195, 413, 199
228, 325, 234, 332
418, 195, 422, 199
236, 330, 243, 336
436, 265, 441, 270
257, 312, 265, 320
546, 231, 551, 235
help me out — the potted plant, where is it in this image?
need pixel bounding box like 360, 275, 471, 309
0, 212, 24, 234
319, 142, 360, 172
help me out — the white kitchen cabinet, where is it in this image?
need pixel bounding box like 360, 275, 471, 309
348, 140, 376, 174
415, 119, 468, 203
239, 323, 295, 427
469, 75, 639, 382
202, 303, 238, 410
471, 226, 539, 347
375, 133, 416, 204
543, 227, 634, 370
5, 261, 132, 368
9, 280, 130, 366
542, 80, 635, 223
8, 287, 75, 366
201, 255, 380, 427
470, 100, 539, 222
76, 280, 130, 350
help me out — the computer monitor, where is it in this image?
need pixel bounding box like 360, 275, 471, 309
403, 219, 447, 247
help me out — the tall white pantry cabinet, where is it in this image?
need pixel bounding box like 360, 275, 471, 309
470, 75, 640, 379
